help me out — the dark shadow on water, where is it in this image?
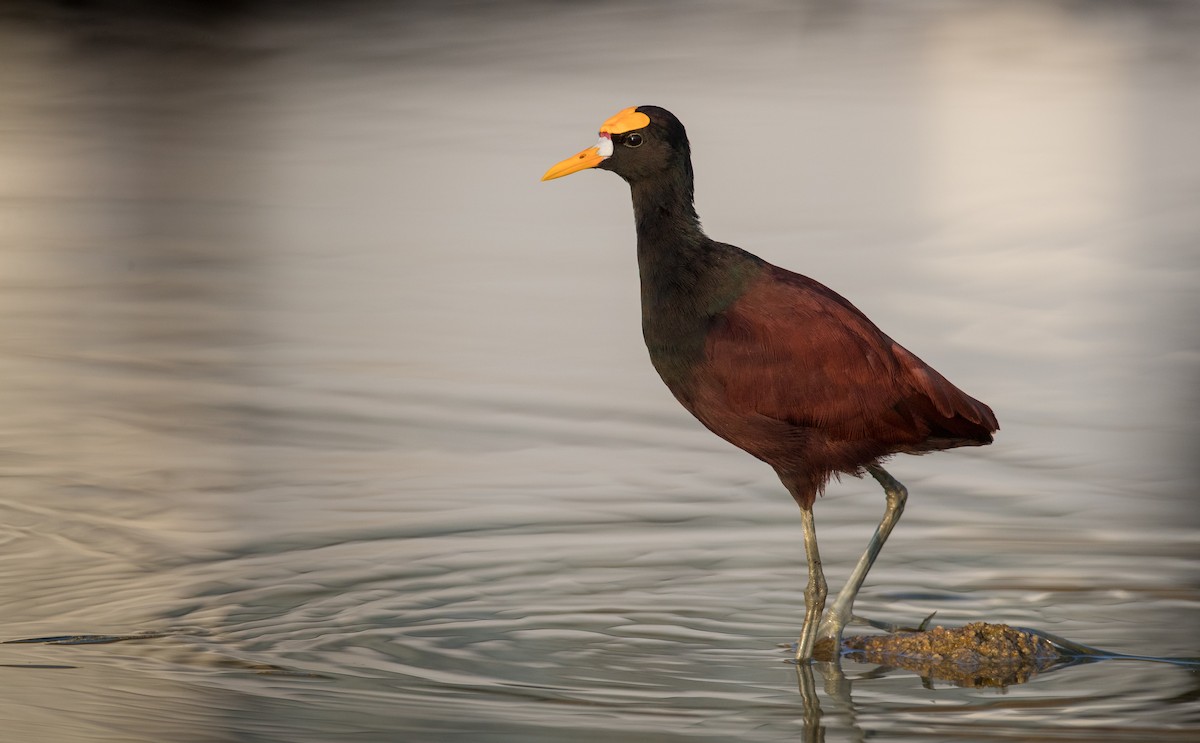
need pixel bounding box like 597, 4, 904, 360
2, 631, 333, 678
4, 632, 169, 645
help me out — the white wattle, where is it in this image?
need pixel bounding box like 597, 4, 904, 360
596, 135, 613, 158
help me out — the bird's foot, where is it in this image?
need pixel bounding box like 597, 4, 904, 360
814, 610, 938, 657
811, 636, 841, 662
785, 637, 841, 663
814, 607, 851, 657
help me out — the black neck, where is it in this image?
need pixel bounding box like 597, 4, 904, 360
626, 155, 762, 389
631, 165, 709, 285
630, 161, 701, 242
628, 160, 761, 318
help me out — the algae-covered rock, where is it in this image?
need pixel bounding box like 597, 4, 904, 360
843, 622, 1060, 686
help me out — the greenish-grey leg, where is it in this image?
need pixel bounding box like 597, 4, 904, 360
796, 506, 828, 661
815, 464, 908, 651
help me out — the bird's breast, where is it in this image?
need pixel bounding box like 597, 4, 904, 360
641, 309, 710, 398
636, 241, 763, 406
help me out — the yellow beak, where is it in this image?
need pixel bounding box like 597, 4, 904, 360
541, 106, 652, 182
541, 145, 605, 182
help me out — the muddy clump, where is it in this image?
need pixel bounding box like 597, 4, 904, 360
842, 622, 1060, 687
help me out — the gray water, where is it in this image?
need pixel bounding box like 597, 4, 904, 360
1, 1, 1197, 741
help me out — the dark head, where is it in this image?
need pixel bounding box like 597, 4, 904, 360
542, 106, 698, 230
542, 105, 693, 188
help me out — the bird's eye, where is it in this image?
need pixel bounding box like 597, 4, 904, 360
624, 133, 644, 148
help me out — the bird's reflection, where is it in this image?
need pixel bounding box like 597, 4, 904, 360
795, 662, 851, 743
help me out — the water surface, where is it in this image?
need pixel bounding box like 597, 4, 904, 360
0, 1, 1197, 741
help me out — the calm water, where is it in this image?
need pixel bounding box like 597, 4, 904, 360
1, 1, 1198, 741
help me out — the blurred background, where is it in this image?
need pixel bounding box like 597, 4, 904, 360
0, 1, 1197, 741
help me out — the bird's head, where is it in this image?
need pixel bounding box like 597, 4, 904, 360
542, 105, 691, 185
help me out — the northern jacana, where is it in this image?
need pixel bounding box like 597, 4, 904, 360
542, 106, 997, 661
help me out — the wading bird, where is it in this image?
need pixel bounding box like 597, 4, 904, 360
542, 106, 997, 661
